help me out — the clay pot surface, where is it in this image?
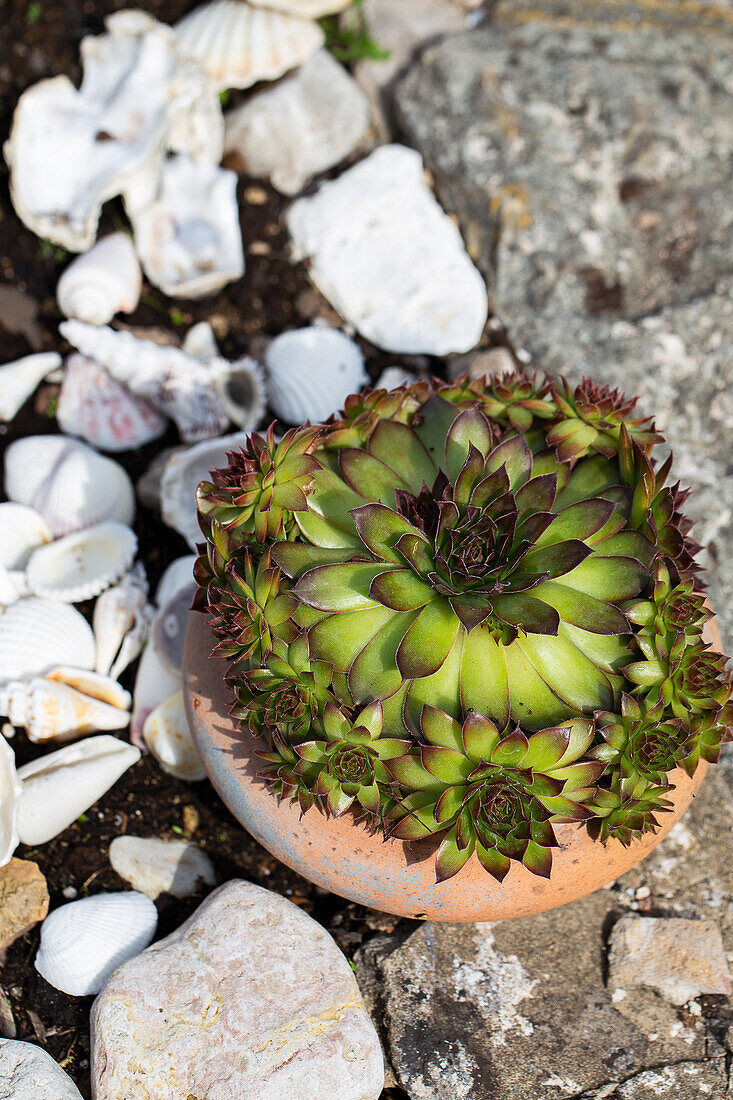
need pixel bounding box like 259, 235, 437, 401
183, 613, 720, 921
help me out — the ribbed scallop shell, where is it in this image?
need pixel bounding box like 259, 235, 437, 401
175, 0, 324, 91
0, 676, 130, 743
3, 436, 136, 537
159, 432, 250, 548
143, 689, 206, 781
0, 733, 22, 867
0, 353, 61, 422
93, 565, 153, 680
17, 734, 141, 846
34, 890, 157, 996
26, 522, 137, 603
265, 326, 367, 424
0, 503, 51, 570
56, 234, 142, 326
57, 354, 167, 453
0, 599, 96, 683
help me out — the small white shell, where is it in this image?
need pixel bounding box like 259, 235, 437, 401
4, 436, 136, 537
93, 565, 153, 680
265, 326, 367, 423
131, 633, 182, 748
375, 366, 418, 390
175, 0, 324, 92
0, 353, 62, 422
0, 566, 21, 610
154, 555, 197, 609
56, 234, 142, 326
44, 666, 131, 710
182, 321, 219, 361
35, 891, 157, 996
150, 586, 196, 676
216, 359, 268, 432
0, 676, 130, 744
143, 690, 206, 781
160, 432, 251, 549
57, 354, 168, 453
16, 734, 141, 846
26, 522, 138, 604
0, 503, 51, 571
0, 598, 96, 684
109, 835, 216, 899
0, 733, 22, 867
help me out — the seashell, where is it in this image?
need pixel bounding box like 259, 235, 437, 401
57, 354, 168, 453
26, 522, 138, 604
0, 504, 51, 571
216, 358, 268, 432
59, 322, 232, 443
34, 891, 157, 996
109, 835, 216, 899
159, 433, 250, 548
151, 585, 197, 675
0, 733, 22, 867
375, 365, 418, 390
16, 734, 141, 846
0, 353, 62, 422
126, 154, 244, 299
56, 234, 142, 326
0, 566, 21, 610
143, 690, 206, 781
0, 599, 96, 684
249, 0, 351, 15
4, 436, 135, 537
93, 565, 154, 680
0, 677, 130, 744
154, 555, 197, 609
175, 0, 324, 92
265, 326, 367, 423
182, 321, 219, 361
43, 666, 131, 711
131, 640, 182, 749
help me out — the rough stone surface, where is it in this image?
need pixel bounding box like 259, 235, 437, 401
108, 835, 216, 900
576, 1059, 729, 1099
494, 0, 733, 36
0, 1039, 82, 1099
224, 50, 371, 196
0, 859, 48, 956
91, 880, 384, 1100
607, 915, 733, 1005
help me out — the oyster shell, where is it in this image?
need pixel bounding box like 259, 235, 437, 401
0, 353, 62, 422
57, 354, 168, 453
143, 689, 206, 781
56, 233, 142, 326
159, 432, 250, 548
0, 599, 96, 684
93, 565, 154, 680
265, 326, 367, 424
26, 522, 138, 604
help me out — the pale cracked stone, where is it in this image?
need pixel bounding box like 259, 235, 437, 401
287, 144, 488, 355
109, 835, 216, 900
494, 0, 733, 37
91, 880, 384, 1100
0, 1039, 82, 1099
607, 916, 733, 1005
577, 1059, 729, 1099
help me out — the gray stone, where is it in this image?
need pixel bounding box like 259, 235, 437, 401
494, 0, 733, 36
0, 1040, 82, 1099
607, 916, 732, 1004
576, 1060, 728, 1099
108, 835, 216, 900
92, 880, 384, 1100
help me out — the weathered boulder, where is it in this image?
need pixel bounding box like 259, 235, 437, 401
494, 0, 733, 37
0, 1040, 82, 1099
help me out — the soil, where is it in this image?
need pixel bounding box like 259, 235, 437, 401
0, 2, 436, 1095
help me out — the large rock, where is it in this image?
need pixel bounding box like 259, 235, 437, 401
607, 916, 732, 1005
576, 1060, 729, 1099
91, 880, 383, 1100
0, 859, 48, 956
0, 1040, 82, 1099
494, 0, 733, 36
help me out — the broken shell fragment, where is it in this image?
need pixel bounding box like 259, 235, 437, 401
56, 233, 142, 325
0, 599, 96, 684
0, 675, 130, 744
182, 321, 219, 361
265, 326, 367, 423
0, 353, 62, 422
143, 690, 206, 781
57, 354, 168, 453
0, 504, 51, 572
215, 359, 267, 431
16, 734, 141, 846
159, 433, 250, 549
93, 565, 154, 680
0, 733, 22, 867
26, 522, 138, 604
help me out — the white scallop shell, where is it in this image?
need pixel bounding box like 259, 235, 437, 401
34, 890, 157, 996
56, 234, 141, 326
0, 599, 96, 684
26, 522, 138, 604
0, 733, 22, 867
175, 0, 324, 92
265, 326, 367, 423
143, 690, 206, 781
0, 676, 130, 744
16, 734, 141, 846
0, 503, 51, 571
0, 566, 22, 610
126, 154, 244, 300
4, 436, 136, 537
93, 565, 154, 680
57, 354, 168, 453
154, 555, 197, 609
0, 353, 61, 422
159, 432, 250, 548
249, 0, 351, 15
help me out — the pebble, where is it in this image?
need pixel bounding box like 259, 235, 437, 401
0, 860, 49, 957
0, 1039, 83, 1099
109, 836, 215, 900
91, 880, 384, 1100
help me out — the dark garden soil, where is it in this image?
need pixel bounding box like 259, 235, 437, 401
0, 2, 429, 1094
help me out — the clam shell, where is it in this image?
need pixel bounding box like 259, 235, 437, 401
265, 326, 367, 423
43, 666, 132, 711
0, 503, 51, 571
35, 891, 157, 996
0, 733, 22, 867
4, 436, 135, 537
154, 555, 196, 609
131, 633, 183, 747
160, 432, 250, 548
56, 234, 142, 326
0, 353, 61, 422
26, 522, 137, 604
143, 689, 206, 781
175, 0, 324, 92
93, 565, 153, 680
16, 734, 141, 846
0, 599, 96, 684
0, 676, 130, 744
151, 586, 196, 674
57, 354, 167, 453
0, 566, 21, 610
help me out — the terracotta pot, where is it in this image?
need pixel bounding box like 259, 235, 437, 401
183, 613, 721, 922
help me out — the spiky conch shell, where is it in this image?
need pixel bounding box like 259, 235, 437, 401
194, 373, 732, 882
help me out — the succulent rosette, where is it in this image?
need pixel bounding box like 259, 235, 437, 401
195, 372, 732, 883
